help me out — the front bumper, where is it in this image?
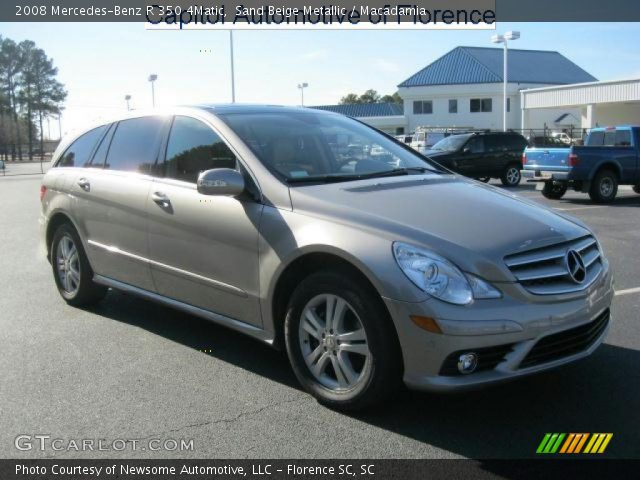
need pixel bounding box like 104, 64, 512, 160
384, 264, 614, 392
521, 169, 569, 182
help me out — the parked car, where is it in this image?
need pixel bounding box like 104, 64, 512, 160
395, 134, 413, 144
522, 126, 640, 202
41, 105, 613, 410
551, 132, 580, 145
422, 131, 528, 186
410, 130, 446, 153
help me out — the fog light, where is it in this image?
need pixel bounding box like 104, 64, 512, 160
457, 353, 478, 374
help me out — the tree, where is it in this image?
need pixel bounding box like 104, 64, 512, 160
339, 93, 361, 105
380, 92, 403, 105
358, 89, 381, 104
0, 37, 25, 160
0, 35, 66, 160
339, 89, 402, 105
19, 41, 66, 158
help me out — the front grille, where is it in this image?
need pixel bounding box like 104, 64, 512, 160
519, 309, 609, 369
439, 344, 514, 376
504, 235, 603, 295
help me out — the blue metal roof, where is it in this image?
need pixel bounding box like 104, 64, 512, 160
308, 103, 404, 118
398, 46, 597, 88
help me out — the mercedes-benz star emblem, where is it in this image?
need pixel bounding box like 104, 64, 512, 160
565, 249, 587, 284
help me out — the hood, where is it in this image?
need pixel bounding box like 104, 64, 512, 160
288, 174, 589, 282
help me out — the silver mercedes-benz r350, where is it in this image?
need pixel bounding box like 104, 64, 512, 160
41, 105, 613, 410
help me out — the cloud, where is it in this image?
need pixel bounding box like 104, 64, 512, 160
373, 59, 400, 73
297, 49, 329, 61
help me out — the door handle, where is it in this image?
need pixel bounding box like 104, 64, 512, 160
77, 178, 90, 191
151, 191, 171, 209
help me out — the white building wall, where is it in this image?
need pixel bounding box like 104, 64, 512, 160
357, 115, 407, 135
398, 83, 550, 132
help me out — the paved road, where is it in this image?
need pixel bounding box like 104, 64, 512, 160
1, 175, 639, 459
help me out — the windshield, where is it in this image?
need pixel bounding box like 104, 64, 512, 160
218, 111, 438, 183
430, 135, 470, 152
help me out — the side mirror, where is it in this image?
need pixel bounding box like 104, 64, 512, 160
197, 168, 245, 196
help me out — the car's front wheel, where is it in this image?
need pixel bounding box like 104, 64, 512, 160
284, 270, 401, 410
51, 223, 107, 306
500, 164, 521, 187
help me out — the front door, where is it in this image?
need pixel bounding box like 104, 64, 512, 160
145, 115, 264, 327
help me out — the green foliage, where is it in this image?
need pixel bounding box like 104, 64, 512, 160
339, 89, 402, 106
0, 35, 67, 159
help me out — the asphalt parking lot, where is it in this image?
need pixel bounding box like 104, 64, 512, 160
1, 171, 639, 459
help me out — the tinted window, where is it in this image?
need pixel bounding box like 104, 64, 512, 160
58, 125, 107, 167
484, 135, 506, 152
481, 98, 492, 112
466, 137, 484, 153
105, 116, 166, 173
586, 131, 604, 146
448, 99, 457, 113
86, 123, 114, 168
603, 130, 616, 146
615, 130, 631, 147
504, 135, 527, 151
164, 116, 237, 183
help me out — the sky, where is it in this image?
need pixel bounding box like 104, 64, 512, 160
1, 22, 639, 137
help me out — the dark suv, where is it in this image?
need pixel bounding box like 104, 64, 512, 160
422, 132, 528, 186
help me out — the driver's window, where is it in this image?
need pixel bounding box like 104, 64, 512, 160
465, 137, 484, 154
164, 116, 237, 183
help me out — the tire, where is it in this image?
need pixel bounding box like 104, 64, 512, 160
500, 164, 521, 187
541, 181, 568, 200
284, 270, 402, 411
476, 177, 490, 183
51, 223, 107, 306
588, 169, 618, 204
633, 185, 640, 194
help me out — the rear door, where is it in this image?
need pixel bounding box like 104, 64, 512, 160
145, 115, 264, 327
75, 115, 169, 291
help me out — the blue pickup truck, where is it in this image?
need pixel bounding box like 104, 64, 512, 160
522, 126, 640, 203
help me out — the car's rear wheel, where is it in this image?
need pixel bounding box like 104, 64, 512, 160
589, 169, 618, 203
541, 181, 568, 200
500, 164, 521, 187
284, 270, 401, 410
51, 223, 107, 306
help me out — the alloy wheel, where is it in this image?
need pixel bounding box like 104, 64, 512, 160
298, 294, 371, 391
56, 234, 81, 295
506, 167, 520, 185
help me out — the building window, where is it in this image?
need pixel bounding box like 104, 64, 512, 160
507, 98, 511, 112
448, 99, 457, 114
470, 98, 492, 113
413, 100, 433, 115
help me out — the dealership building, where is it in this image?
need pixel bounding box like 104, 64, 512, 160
311, 46, 640, 135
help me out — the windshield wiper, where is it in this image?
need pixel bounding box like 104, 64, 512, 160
286, 167, 436, 184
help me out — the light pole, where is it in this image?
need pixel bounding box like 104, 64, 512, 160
297, 82, 309, 106
148, 74, 158, 107
491, 31, 520, 132
229, 31, 236, 103
124, 94, 132, 111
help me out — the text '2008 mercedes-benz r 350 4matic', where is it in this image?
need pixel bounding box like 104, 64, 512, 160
40, 105, 613, 410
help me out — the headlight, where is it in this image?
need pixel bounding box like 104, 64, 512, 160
392, 242, 501, 305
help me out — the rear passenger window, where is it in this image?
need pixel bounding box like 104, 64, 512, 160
105, 116, 166, 173
164, 116, 237, 183
86, 123, 114, 168
603, 130, 616, 146
465, 137, 484, 154
58, 125, 107, 167
615, 130, 631, 147
586, 131, 604, 146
